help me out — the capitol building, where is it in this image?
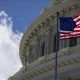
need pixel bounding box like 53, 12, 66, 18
8, 0, 80, 80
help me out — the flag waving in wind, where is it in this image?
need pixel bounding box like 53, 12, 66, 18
60, 13, 80, 39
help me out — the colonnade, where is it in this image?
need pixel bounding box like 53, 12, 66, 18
22, 0, 80, 65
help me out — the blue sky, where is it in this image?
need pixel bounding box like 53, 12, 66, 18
0, 0, 52, 80
0, 0, 52, 32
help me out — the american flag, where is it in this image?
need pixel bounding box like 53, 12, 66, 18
60, 14, 80, 39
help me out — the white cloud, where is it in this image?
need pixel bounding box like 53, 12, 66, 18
0, 11, 23, 80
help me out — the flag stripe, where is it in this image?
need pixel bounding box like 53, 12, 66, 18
75, 21, 80, 25
60, 13, 80, 39
73, 16, 80, 21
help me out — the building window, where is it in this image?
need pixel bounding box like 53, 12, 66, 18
64, 39, 69, 48
53, 34, 56, 52
52, 33, 59, 52
60, 39, 69, 49
41, 41, 45, 56
60, 39, 64, 49
60, 37, 77, 49
77, 37, 80, 45
69, 37, 77, 47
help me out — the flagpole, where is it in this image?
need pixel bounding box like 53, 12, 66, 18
55, 12, 60, 80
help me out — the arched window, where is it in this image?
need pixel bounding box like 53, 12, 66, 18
53, 34, 56, 52
41, 41, 45, 56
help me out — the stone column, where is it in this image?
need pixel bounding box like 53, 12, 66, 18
36, 37, 40, 59
48, 29, 52, 54
44, 33, 48, 55
31, 41, 38, 61
22, 53, 27, 66
39, 35, 45, 57
28, 46, 32, 63
25, 48, 29, 66
34, 42, 37, 60
32, 43, 36, 61
44, 29, 52, 55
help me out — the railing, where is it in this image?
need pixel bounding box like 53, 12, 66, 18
27, 45, 80, 70
59, 45, 80, 58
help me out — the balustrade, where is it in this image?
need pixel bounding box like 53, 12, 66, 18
27, 45, 80, 70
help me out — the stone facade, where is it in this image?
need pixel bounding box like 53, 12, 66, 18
8, 0, 80, 80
